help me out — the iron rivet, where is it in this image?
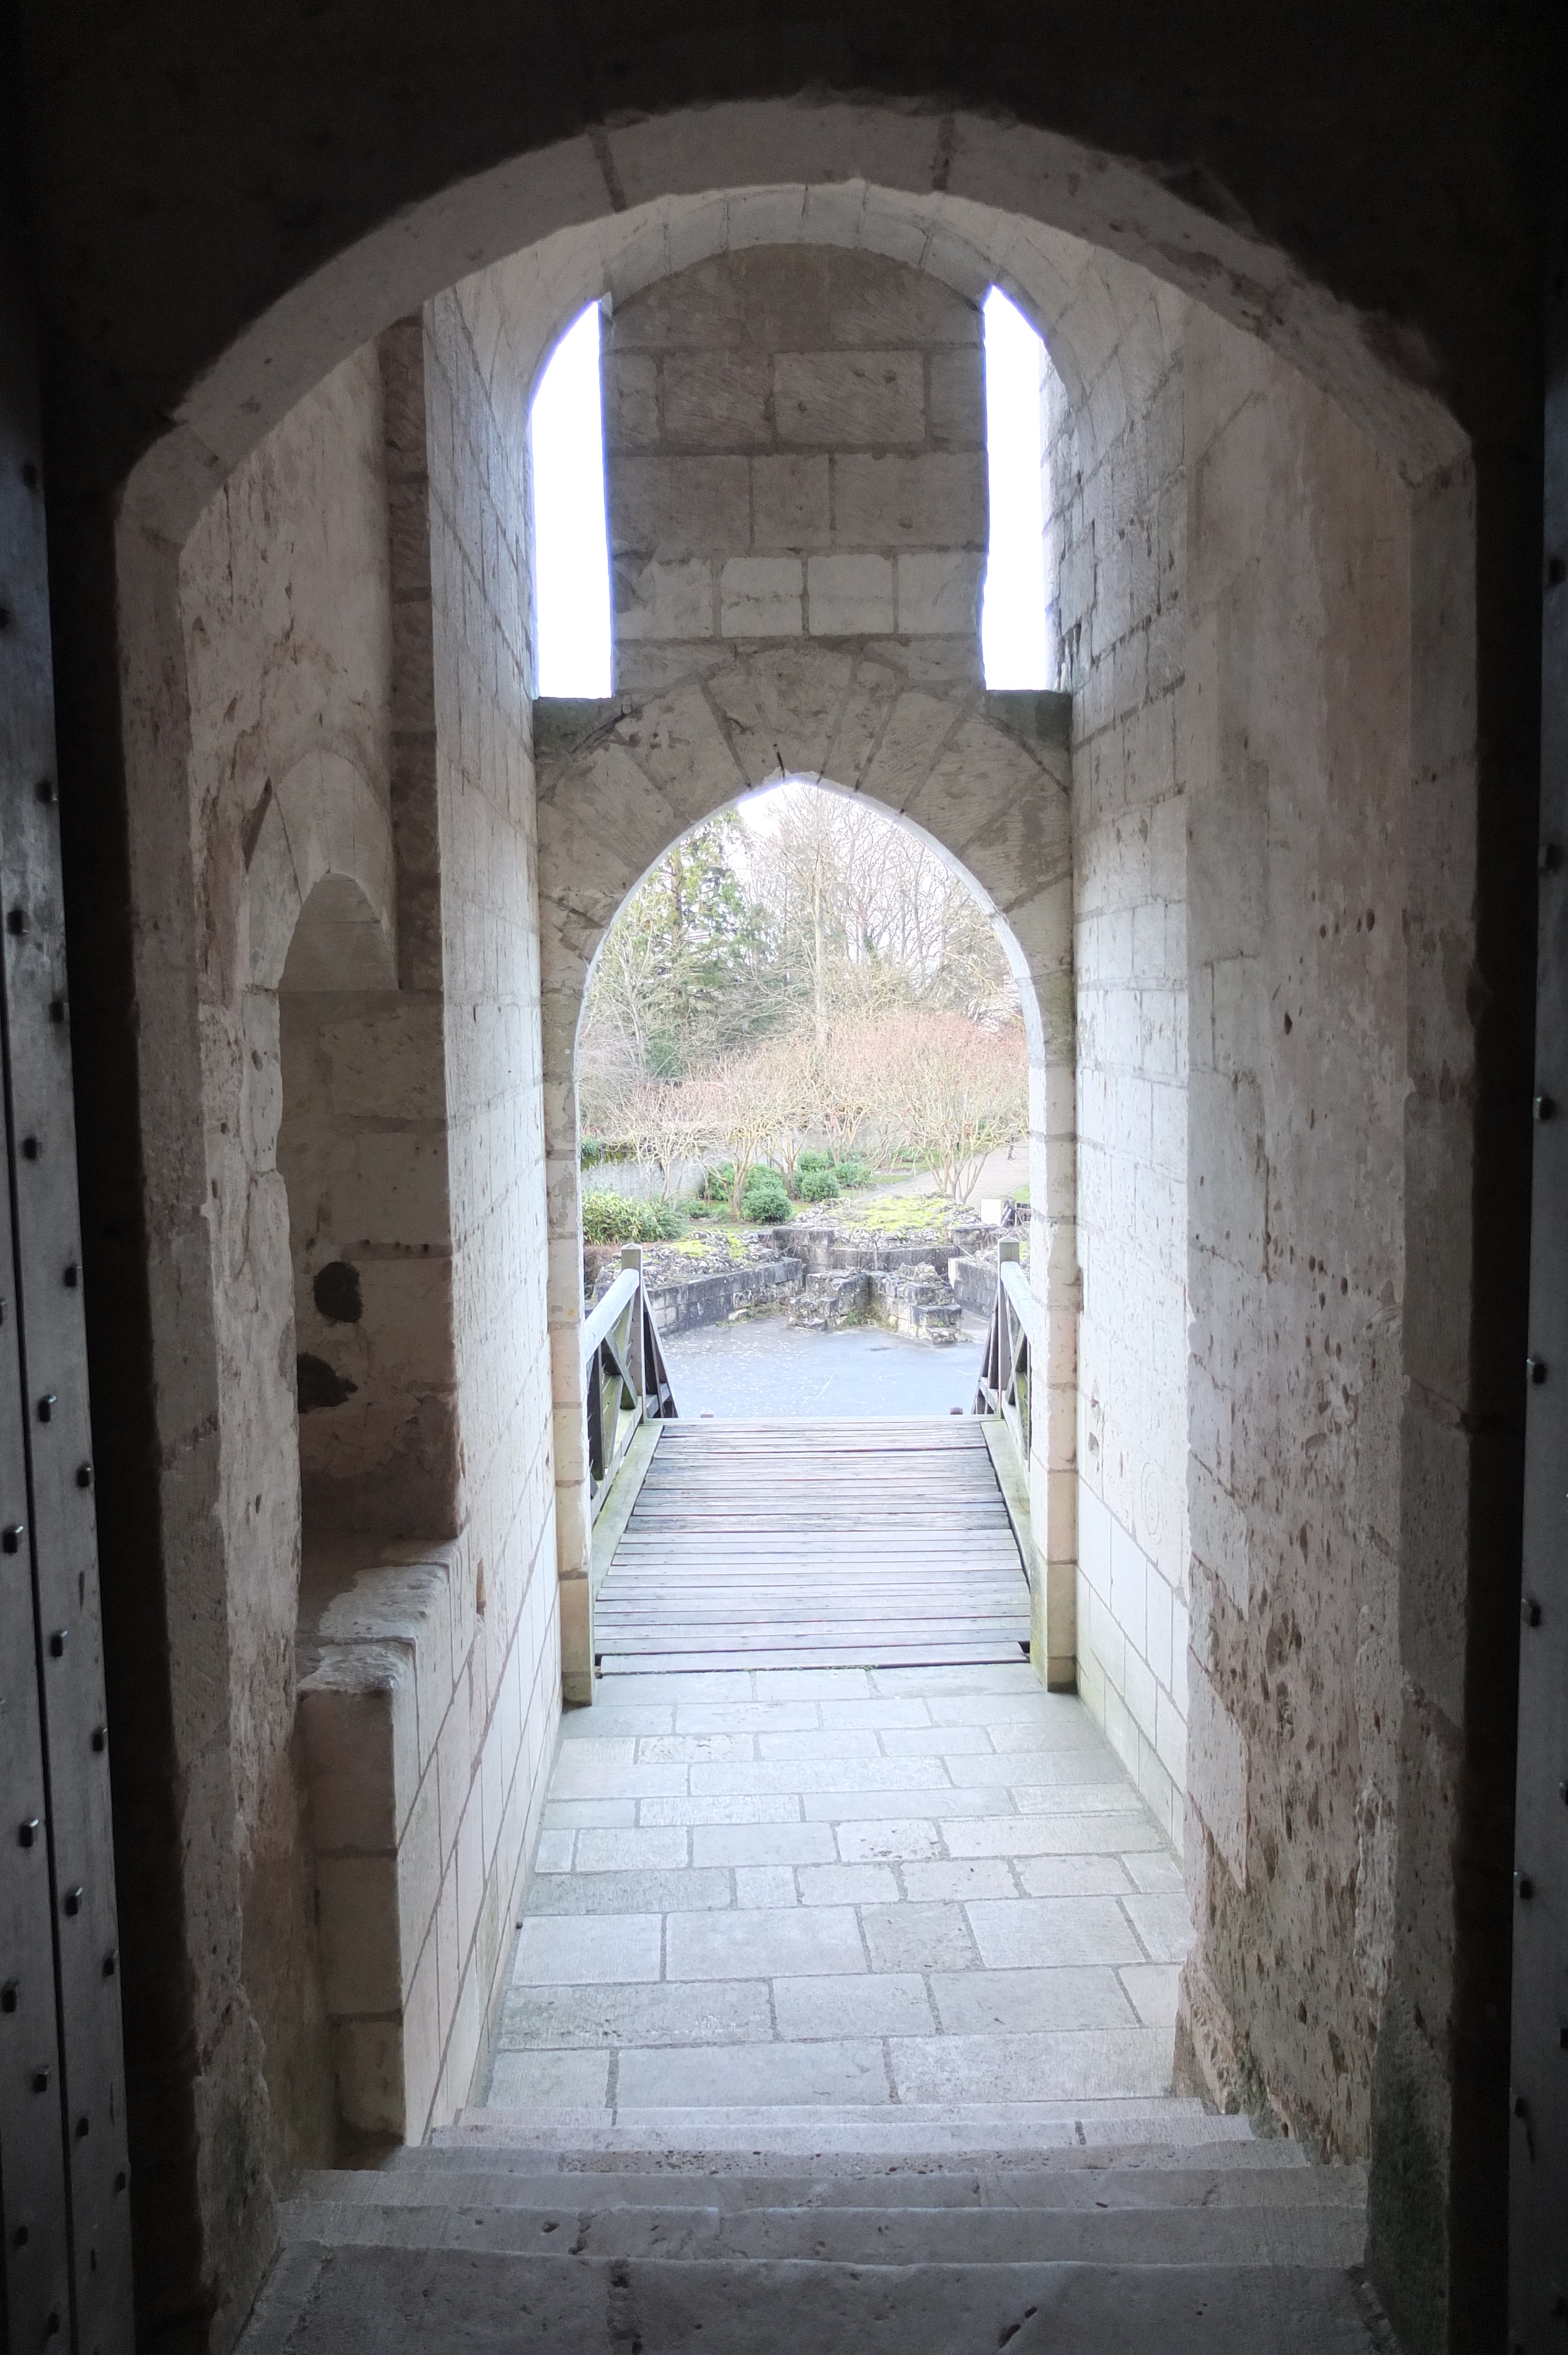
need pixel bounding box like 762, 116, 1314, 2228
1535, 1096, 1556, 1121
44, 2312, 59, 2338
102, 1951, 117, 1980
1529, 1358, 1548, 1384
75, 1464, 91, 1491
113, 2170, 127, 2194
1515, 2093, 1530, 2118
48, 999, 66, 1024
63, 1264, 79, 1289
1523, 1597, 1543, 1627
1542, 843, 1563, 873
1551, 555, 1568, 587
18, 1819, 39, 1847
1, 1981, 16, 2012
31, 2068, 49, 2095
20, 461, 38, 490
1517, 1875, 1535, 1901
12, 2223, 26, 2248
62, 1886, 82, 1918
74, 2115, 88, 2140
37, 1394, 56, 1423
2, 1524, 22, 1553
6, 908, 25, 936
36, 778, 54, 805
48, 1628, 66, 1657
91, 1725, 106, 1753
21, 1137, 39, 1160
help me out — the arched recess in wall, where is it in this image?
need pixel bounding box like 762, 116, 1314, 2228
533, 645, 1078, 1700
245, 749, 461, 1551
235, 745, 472, 2166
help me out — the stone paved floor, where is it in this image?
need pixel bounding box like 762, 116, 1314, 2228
482, 1661, 1190, 2115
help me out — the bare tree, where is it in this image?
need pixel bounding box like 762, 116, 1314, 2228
688, 1051, 792, 1218
869, 1010, 1028, 1203
614, 1076, 706, 1200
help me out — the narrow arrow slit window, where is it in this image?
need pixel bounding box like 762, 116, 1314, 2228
531, 301, 613, 697
980, 287, 1051, 690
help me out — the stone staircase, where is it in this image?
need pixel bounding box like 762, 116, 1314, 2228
240, 2098, 1394, 2354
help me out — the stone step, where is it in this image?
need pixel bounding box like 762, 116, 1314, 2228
390, 2138, 1310, 2191
309, 2153, 1350, 2211
433, 2095, 1263, 2165
278, 2178, 1366, 2269
242, 2244, 1390, 2355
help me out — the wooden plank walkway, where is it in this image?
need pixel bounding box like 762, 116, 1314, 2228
594, 1418, 1031, 1673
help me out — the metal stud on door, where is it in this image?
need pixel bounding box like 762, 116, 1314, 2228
0, 221, 132, 2355
1511, 217, 1568, 2350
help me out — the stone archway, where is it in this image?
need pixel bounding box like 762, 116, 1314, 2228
80, 99, 1500, 2349
534, 646, 1074, 1699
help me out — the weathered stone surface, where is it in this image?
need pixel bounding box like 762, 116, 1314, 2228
605, 248, 986, 648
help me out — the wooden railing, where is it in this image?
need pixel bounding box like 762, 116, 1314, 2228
974, 1236, 1035, 1464
582, 1245, 678, 1522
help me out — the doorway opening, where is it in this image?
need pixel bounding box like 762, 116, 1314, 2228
577, 779, 1028, 1423
127, 144, 1457, 2304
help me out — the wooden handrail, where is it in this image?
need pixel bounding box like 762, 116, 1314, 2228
581, 1246, 678, 1521
997, 1257, 1038, 1341
581, 1266, 639, 1361
974, 1239, 1032, 1463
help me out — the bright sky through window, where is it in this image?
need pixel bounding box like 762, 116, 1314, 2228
980, 287, 1050, 690
530, 302, 613, 697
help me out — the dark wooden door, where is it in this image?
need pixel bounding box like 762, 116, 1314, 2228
1512, 228, 1568, 2348
0, 217, 133, 2355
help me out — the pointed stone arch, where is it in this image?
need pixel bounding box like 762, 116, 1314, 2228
534, 641, 1075, 1696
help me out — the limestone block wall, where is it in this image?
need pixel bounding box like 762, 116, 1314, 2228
167, 296, 563, 2173
178, 347, 397, 2170
278, 887, 460, 1540
414, 284, 562, 2121
1179, 304, 1408, 2160
604, 248, 987, 666
295, 1546, 474, 2139
1055, 283, 1192, 1850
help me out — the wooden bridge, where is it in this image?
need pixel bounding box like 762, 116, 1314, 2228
592, 1417, 1031, 1673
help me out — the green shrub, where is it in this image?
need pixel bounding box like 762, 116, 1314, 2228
581, 1190, 683, 1245
795, 1147, 834, 1177
833, 1154, 871, 1188
796, 1167, 841, 1203
699, 1160, 735, 1204
740, 1167, 792, 1223
580, 1135, 635, 1167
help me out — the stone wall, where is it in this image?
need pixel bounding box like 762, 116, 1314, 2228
1179, 306, 1409, 2162
165, 298, 563, 2181
179, 347, 397, 2175
1056, 283, 1191, 1850
410, 286, 561, 2124
606, 248, 986, 665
